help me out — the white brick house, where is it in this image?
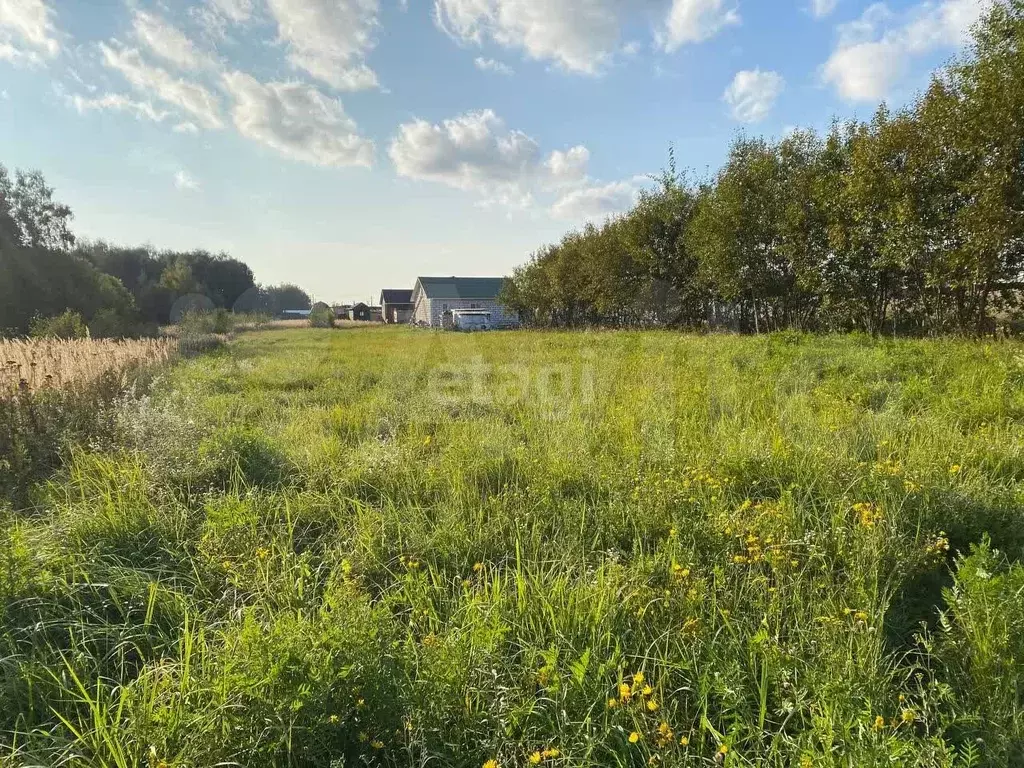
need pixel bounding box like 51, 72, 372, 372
410, 277, 518, 328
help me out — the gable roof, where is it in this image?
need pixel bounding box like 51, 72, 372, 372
414, 276, 506, 301
380, 289, 413, 305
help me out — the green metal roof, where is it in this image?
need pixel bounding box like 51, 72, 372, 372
416, 276, 506, 300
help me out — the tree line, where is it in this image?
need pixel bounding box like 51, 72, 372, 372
0, 166, 312, 337
502, 0, 1024, 336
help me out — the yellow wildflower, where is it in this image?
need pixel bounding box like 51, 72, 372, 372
641, 685, 653, 696
619, 683, 632, 702
528, 752, 542, 765
873, 715, 885, 730
423, 436, 432, 446
629, 732, 641, 744
256, 547, 270, 559
646, 699, 660, 712
371, 740, 384, 750
900, 709, 916, 724
634, 671, 645, 685
607, 698, 618, 709
679, 735, 689, 746
483, 761, 498, 768
328, 714, 339, 724
949, 464, 962, 475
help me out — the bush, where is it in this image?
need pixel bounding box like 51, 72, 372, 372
309, 303, 335, 328
179, 309, 234, 337
29, 310, 87, 340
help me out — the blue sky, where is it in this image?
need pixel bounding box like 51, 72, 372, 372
0, 0, 985, 303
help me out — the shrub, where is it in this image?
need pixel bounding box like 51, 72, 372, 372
29, 310, 87, 340
309, 303, 335, 328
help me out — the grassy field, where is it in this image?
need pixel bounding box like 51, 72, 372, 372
2, 326, 1024, 767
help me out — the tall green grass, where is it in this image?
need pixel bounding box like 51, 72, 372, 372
2, 327, 1023, 766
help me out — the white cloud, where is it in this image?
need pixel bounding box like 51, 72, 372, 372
810, 0, 838, 18
174, 170, 200, 190
823, 0, 984, 101
132, 9, 215, 71
0, 0, 60, 62
474, 56, 514, 75
100, 43, 224, 129
209, 0, 254, 23
389, 108, 591, 208
660, 0, 740, 51
546, 145, 590, 186
67, 92, 170, 122
435, 0, 623, 74
173, 121, 200, 134
550, 180, 639, 221
266, 0, 379, 90
724, 69, 785, 122
222, 71, 374, 167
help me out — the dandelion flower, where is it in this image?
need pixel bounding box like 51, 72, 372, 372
949, 464, 962, 475
646, 699, 659, 712
629, 732, 641, 744
528, 752, 542, 765
900, 709, 916, 724
607, 698, 618, 709
641, 685, 653, 696
483, 760, 498, 768
873, 715, 886, 730
542, 748, 560, 758
633, 671, 645, 685
619, 683, 632, 702
679, 735, 689, 746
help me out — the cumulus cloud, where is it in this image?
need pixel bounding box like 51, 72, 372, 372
389, 108, 591, 208
546, 145, 590, 186
174, 170, 200, 190
724, 69, 785, 122
100, 43, 224, 129
823, 0, 984, 101
810, 0, 839, 19
660, 0, 740, 51
474, 56, 514, 75
435, 0, 623, 74
266, 0, 379, 90
550, 179, 639, 221
434, 0, 740, 73
221, 71, 374, 167
0, 0, 60, 63
132, 9, 216, 71
67, 91, 170, 122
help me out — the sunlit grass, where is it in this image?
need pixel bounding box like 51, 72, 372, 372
2, 327, 1023, 767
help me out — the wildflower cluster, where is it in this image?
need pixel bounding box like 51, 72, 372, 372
854, 502, 883, 529
526, 747, 560, 764
923, 532, 950, 562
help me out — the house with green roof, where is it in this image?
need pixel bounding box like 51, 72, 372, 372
410, 276, 517, 329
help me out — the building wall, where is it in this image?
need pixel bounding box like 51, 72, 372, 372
415, 297, 517, 328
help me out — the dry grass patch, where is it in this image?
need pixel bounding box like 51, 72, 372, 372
0, 337, 176, 395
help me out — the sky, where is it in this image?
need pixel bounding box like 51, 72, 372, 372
0, 0, 988, 304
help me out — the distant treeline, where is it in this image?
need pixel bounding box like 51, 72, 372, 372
0, 165, 311, 336
503, 1, 1024, 336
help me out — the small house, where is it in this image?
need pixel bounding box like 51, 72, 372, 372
349, 302, 372, 321
380, 289, 414, 324
410, 276, 517, 329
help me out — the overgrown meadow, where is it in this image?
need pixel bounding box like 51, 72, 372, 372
2, 327, 1024, 767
